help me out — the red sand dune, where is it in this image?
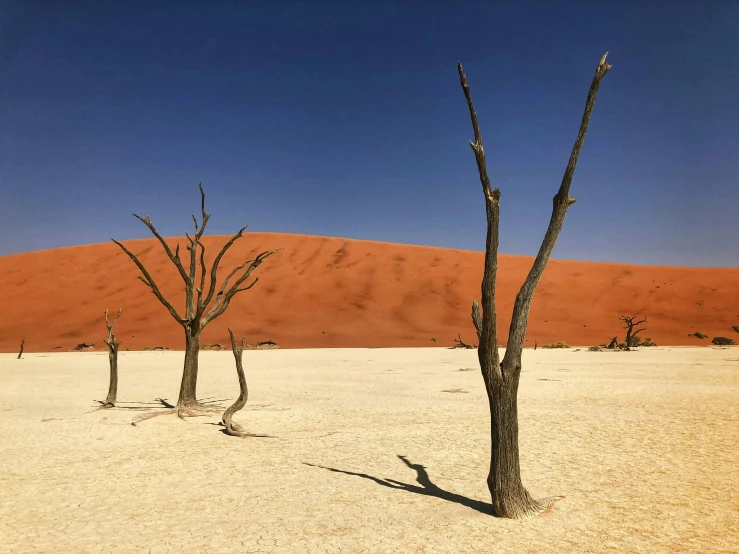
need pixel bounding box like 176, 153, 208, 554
0, 233, 737, 352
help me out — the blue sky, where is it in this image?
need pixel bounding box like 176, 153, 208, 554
1, 0, 737, 266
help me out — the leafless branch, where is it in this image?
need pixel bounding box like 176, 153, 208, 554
132, 213, 191, 284
471, 299, 482, 342
202, 249, 282, 328
197, 225, 249, 318
501, 52, 611, 378
17, 338, 25, 360
458, 61, 502, 385
111, 239, 186, 324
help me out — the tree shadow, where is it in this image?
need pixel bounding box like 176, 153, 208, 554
85, 397, 226, 414
304, 455, 493, 516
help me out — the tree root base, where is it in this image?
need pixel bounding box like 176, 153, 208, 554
131, 404, 222, 426
497, 495, 565, 520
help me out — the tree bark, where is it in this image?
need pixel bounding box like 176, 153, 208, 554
223, 328, 249, 436
105, 341, 119, 407
486, 372, 552, 518
458, 53, 610, 519
177, 327, 201, 409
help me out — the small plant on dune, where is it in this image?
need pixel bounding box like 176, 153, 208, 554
691, 332, 708, 339
731, 326, 739, 334
430, 337, 437, 343
541, 341, 569, 349
712, 336, 735, 346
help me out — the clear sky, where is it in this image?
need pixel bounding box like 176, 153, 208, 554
1, 0, 737, 266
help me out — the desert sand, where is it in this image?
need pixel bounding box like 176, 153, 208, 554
1, 346, 737, 553
0, 233, 738, 353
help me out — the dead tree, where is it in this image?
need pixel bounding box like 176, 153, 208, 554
17, 338, 25, 359
102, 309, 122, 408
112, 184, 280, 415
222, 327, 249, 437
451, 333, 477, 349
458, 52, 611, 518
619, 314, 647, 349
607, 336, 619, 349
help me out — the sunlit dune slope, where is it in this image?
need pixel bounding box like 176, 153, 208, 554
0, 233, 737, 351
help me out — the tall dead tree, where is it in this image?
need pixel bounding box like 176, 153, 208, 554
458, 53, 611, 518
620, 314, 647, 349
222, 327, 249, 437
112, 184, 280, 412
102, 309, 122, 408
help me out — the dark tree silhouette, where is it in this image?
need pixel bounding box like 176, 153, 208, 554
458, 53, 611, 518
112, 184, 280, 415
619, 314, 647, 349
17, 338, 24, 359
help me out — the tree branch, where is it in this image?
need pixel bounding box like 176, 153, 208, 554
471, 299, 482, 342
202, 249, 282, 328
112, 239, 187, 324
501, 52, 611, 377
197, 225, 249, 319
458, 61, 502, 385
104, 308, 122, 332
132, 213, 191, 284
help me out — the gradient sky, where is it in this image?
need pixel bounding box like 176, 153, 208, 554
1, 0, 737, 266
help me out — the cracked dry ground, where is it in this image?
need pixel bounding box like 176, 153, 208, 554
1, 347, 737, 553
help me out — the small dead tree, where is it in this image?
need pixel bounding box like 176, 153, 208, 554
458, 52, 611, 518
620, 314, 647, 349
17, 338, 25, 359
222, 327, 249, 437
102, 309, 122, 408
113, 184, 280, 415
451, 333, 477, 349
607, 336, 619, 349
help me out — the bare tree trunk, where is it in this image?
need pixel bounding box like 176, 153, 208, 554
458, 53, 611, 519
102, 309, 122, 407
17, 338, 25, 359
486, 373, 554, 518
105, 342, 119, 407
177, 327, 201, 409
223, 328, 249, 436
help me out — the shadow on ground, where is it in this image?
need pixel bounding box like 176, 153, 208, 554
305, 454, 492, 515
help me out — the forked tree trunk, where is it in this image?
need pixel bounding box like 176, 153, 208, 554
459, 53, 611, 518
177, 328, 201, 408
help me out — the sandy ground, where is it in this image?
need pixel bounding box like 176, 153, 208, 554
1, 233, 738, 353
1, 347, 737, 553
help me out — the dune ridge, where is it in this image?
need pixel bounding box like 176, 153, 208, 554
0, 233, 737, 352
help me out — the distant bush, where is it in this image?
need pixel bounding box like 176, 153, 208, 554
640, 337, 657, 347
541, 341, 569, 349
430, 337, 437, 343
712, 336, 735, 346
732, 326, 739, 334
691, 332, 708, 339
